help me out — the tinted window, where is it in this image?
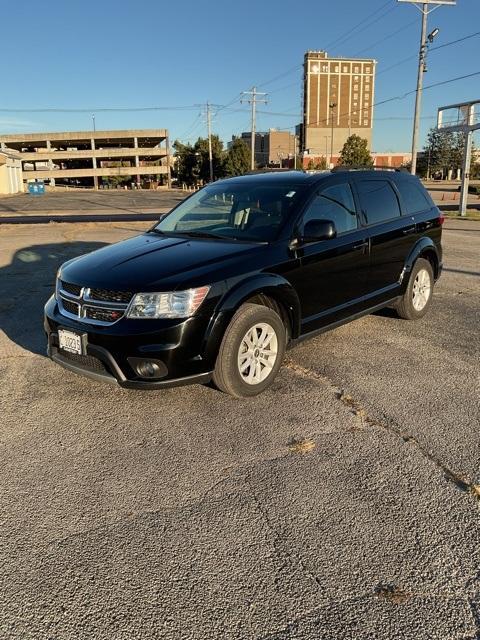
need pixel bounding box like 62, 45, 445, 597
396, 181, 431, 214
356, 180, 401, 225
155, 181, 306, 242
302, 183, 358, 235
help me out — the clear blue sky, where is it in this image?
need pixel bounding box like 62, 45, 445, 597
1, 0, 478, 151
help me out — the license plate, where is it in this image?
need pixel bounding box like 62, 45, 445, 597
58, 329, 83, 355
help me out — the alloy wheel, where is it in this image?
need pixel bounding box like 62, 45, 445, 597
237, 322, 278, 385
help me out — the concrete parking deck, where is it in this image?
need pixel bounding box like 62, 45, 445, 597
0, 220, 479, 639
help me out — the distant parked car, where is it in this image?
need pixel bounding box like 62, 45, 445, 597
45, 169, 443, 397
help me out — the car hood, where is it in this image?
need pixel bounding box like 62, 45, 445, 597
60, 233, 265, 291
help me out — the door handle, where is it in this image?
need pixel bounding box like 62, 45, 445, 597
402, 226, 416, 235
352, 240, 369, 251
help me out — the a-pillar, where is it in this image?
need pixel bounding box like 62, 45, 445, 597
133, 137, 141, 187
46, 140, 55, 187
91, 138, 98, 189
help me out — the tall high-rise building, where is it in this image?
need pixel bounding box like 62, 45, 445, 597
302, 51, 376, 162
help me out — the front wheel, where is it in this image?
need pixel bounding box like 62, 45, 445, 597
395, 258, 434, 320
213, 303, 286, 397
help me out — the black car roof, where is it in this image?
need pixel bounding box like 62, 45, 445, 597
214, 168, 417, 189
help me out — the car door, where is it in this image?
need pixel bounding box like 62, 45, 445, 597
288, 177, 370, 335
353, 176, 415, 300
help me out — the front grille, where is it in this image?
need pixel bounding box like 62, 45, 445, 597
84, 306, 123, 323
62, 299, 80, 315
61, 281, 82, 297
58, 280, 130, 325
58, 350, 106, 372
89, 288, 133, 304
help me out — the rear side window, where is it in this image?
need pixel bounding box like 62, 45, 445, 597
396, 181, 431, 214
356, 180, 401, 225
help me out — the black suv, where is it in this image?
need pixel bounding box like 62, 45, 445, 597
44, 169, 443, 397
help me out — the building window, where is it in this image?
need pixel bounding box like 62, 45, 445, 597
365, 66, 371, 72
353, 93, 358, 100
343, 66, 348, 72
354, 66, 359, 72
322, 64, 328, 72
366, 77, 370, 84
364, 102, 369, 107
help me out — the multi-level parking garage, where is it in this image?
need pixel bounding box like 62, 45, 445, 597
0, 128, 170, 189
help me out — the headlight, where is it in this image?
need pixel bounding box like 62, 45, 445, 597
55, 267, 62, 299
127, 286, 210, 319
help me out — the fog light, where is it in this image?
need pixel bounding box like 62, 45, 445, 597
127, 357, 168, 380
136, 361, 161, 378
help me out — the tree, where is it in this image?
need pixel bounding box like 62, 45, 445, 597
338, 135, 373, 167
306, 157, 327, 171
173, 140, 199, 186
423, 128, 454, 179
421, 127, 477, 179
193, 135, 225, 183
224, 138, 251, 177
173, 136, 225, 186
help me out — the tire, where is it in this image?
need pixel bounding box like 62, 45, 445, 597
213, 303, 286, 398
395, 258, 434, 320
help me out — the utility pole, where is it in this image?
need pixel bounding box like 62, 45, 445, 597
92, 114, 96, 132
411, 3, 428, 176
195, 102, 221, 182
206, 101, 213, 182
241, 87, 268, 171
329, 102, 337, 168
397, 0, 455, 175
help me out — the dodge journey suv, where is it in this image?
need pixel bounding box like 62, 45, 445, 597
44, 169, 443, 397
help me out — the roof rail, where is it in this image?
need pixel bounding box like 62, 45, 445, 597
245, 168, 297, 175
331, 165, 407, 173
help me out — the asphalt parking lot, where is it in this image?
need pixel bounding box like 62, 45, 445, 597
0, 219, 479, 639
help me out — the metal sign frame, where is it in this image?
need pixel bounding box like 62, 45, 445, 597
437, 99, 480, 216
437, 99, 480, 134
397, 0, 456, 4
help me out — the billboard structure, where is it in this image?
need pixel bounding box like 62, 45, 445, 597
437, 99, 480, 216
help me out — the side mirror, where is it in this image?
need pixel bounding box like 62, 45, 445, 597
302, 219, 337, 243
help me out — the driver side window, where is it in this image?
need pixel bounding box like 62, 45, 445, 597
301, 182, 358, 235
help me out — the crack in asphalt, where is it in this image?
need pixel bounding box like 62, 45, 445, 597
244, 469, 326, 596
284, 359, 480, 503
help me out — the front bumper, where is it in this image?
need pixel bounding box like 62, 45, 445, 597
44, 296, 213, 389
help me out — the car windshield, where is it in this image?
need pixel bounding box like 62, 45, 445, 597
153, 181, 304, 242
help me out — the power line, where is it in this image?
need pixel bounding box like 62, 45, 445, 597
377, 29, 480, 77
327, 0, 396, 51
352, 18, 418, 57
255, 1, 395, 92
0, 105, 201, 114
430, 30, 480, 52
274, 70, 480, 132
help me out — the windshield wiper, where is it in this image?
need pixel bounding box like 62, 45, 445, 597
148, 228, 165, 235
175, 230, 226, 240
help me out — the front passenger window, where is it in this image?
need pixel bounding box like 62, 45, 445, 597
301, 183, 358, 235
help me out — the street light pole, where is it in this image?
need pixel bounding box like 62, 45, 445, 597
329, 102, 336, 168
206, 101, 214, 182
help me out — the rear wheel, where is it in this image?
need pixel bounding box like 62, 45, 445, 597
213, 303, 286, 397
395, 258, 434, 320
